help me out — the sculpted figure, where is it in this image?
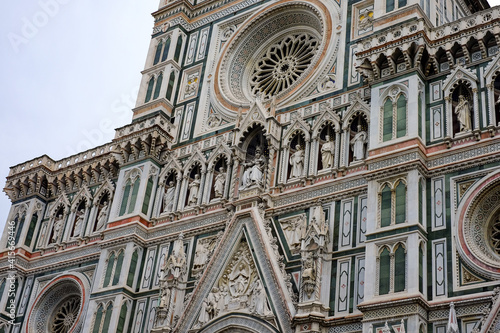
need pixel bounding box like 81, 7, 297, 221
163, 181, 175, 212
188, 174, 201, 206
249, 279, 269, 316
351, 125, 367, 161
214, 168, 226, 198
51, 215, 64, 243
95, 201, 109, 231
455, 95, 472, 132
321, 135, 334, 169
241, 148, 265, 189
283, 216, 304, 249
73, 209, 85, 238
289, 145, 304, 178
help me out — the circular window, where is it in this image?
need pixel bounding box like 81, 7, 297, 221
457, 175, 500, 279
214, 1, 337, 111
26, 275, 86, 333
50, 296, 81, 333
249, 33, 319, 98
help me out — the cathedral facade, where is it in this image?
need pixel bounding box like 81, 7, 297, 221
3, 0, 500, 331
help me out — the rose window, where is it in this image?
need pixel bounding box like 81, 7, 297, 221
249, 33, 319, 98
490, 215, 500, 255
50, 296, 81, 333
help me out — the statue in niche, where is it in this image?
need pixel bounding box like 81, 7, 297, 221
249, 279, 270, 316
241, 148, 266, 189
351, 125, 367, 161
455, 95, 472, 132
159, 279, 171, 309
192, 237, 217, 277
214, 167, 226, 198
73, 209, 85, 238
301, 252, 316, 298
163, 181, 175, 212
289, 145, 304, 178
51, 214, 64, 243
321, 135, 334, 169
188, 174, 201, 206
164, 235, 187, 280
95, 201, 109, 231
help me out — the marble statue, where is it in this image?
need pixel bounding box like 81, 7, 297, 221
229, 263, 250, 296
283, 216, 305, 250
455, 95, 472, 132
241, 148, 265, 189
249, 279, 269, 316
321, 135, 334, 169
163, 181, 175, 212
301, 252, 316, 297
188, 174, 201, 206
95, 201, 109, 231
289, 145, 304, 178
73, 209, 85, 238
214, 167, 226, 198
351, 125, 367, 161
51, 215, 64, 243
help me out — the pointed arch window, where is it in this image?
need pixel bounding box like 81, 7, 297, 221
103, 252, 115, 288
162, 37, 171, 62
379, 247, 391, 295
142, 176, 154, 215
378, 243, 407, 295
24, 213, 38, 247
145, 77, 155, 103
116, 302, 128, 333
92, 304, 104, 333
166, 71, 176, 101
14, 214, 26, 245
382, 94, 407, 141
394, 244, 406, 292
153, 40, 163, 65
127, 250, 139, 287
174, 35, 183, 63
120, 175, 140, 217
102, 302, 113, 333
112, 251, 125, 286
419, 244, 424, 293
379, 180, 407, 228
153, 73, 163, 100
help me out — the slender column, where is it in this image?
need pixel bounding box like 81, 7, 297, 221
202, 168, 213, 204
266, 146, 275, 190
279, 148, 287, 184
445, 96, 452, 137
229, 159, 240, 199
197, 171, 207, 206
486, 83, 495, 126
334, 130, 341, 170
340, 129, 349, 168
313, 140, 319, 176
223, 160, 232, 199
473, 88, 480, 130
177, 176, 188, 211
303, 139, 311, 178
172, 176, 182, 213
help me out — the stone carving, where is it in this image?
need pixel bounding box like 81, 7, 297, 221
188, 174, 201, 206
281, 215, 306, 252
351, 125, 367, 162
156, 234, 187, 330
95, 202, 109, 231
51, 215, 64, 244
301, 252, 316, 298
289, 145, 304, 179
358, 8, 374, 32
321, 135, 334, 169
241, 148, 265, 189
72, 209, 85, 238
184, 73, 199, 98
192, 237, 218, 278
455, 95, 472, 132
207, 113, 222, 128
163, 181, 175, 213
214, 168, 226, 198
195, 241, 272, 327
317, 74, 336, 92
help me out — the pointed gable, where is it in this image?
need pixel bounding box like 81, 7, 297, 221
176, 208, 294, 333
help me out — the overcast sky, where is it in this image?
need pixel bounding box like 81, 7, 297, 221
1, 0, 500, 233
0, 0, 158, 229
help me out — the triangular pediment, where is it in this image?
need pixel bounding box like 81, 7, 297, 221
484, 53, 500, 82
443, 65, 478, 96
176, 208, 293, 333
312, 108, 340, 139
343, 98, 371, 130
283, 118, 311, 144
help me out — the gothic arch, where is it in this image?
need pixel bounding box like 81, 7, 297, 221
199, 314, 280, 333
92, 179, 115, 206
283, 118, 311, 144
71, 186, 92, 211
311, 109, 340, 139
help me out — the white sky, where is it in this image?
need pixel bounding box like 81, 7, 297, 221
0, 0, 499, 232
0, 0, 158, 229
